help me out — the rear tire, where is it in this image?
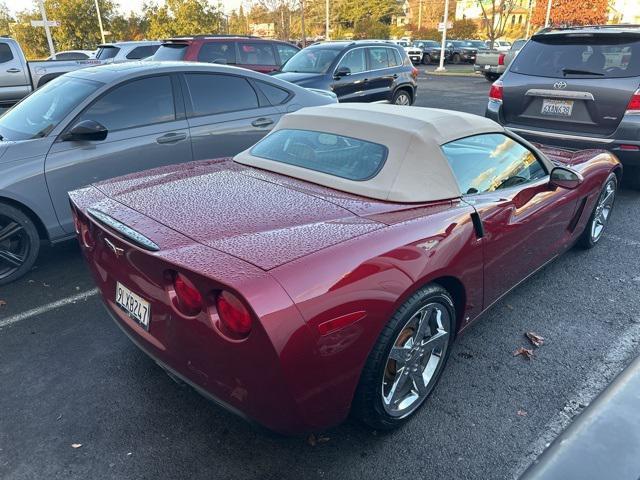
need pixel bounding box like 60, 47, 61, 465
578, 173, 617, 249
452, 53, 461, 64
0, 203, 40, 285
422, 54, 431, 65
352, 284, 454, 431
392, 89, 413, 106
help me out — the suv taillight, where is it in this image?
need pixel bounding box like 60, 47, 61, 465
489, 79, 503, 102
411, 66, 418, 80
625, 88, 640, 115
498, 53, 505, 66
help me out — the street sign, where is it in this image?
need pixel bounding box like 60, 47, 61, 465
30, 20, 60, 27
437, 21, 453, 32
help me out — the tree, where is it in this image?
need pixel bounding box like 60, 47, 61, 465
110, 12, 148, 41
352, 18, 390, 39
0, 1, 13, 36
409, 0, 445, 31
448, 19, 478, 39
143, 0, 223, 39
12, 9, 49, 59
229, 6, 250, 35
477, 0, 518, 48
531, 0, 607, 28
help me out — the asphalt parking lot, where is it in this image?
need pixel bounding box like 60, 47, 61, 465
1, 74, 639, 480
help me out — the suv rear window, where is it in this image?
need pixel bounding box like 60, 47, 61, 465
198, 41, 236, 64
250, 129, 388, 181
153, 44, 188, 61
96, 46, 119, 60
511, 35, 640, 79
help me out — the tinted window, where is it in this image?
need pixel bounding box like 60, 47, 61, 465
368, 47, 390, 69
281, 48, 340, 73
126, 45, 159, 59
56, 52, 89, 60
153, 44, 188, 61
256, 80, 290, 105
511, 36, 640, 79
78, 76, 174, 131
251, 129, 388, 181
442, 134, 546, 194
337, 48, 366, 74
276, 43, 299, 65
512, 39, 527, 50
238, 42, 276, 65
185, 74, 259, 116
388, 48, 401, 67
0, 43, 13, 63
96, 46, 119, 60
198, 41, 236, 64
0, 76, 100, 141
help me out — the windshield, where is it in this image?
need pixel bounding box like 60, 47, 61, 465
0, 76, 101, 141
510, 36, 640, 78
96, 46, 119, 60
465, 41, 485, 48
281, 48, 341, 73
153, 44, 188, 61
250, 129, 388, 181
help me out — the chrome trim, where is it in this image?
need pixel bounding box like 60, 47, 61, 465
525, 89, 595, 100
507, 127, 614, 144
87, 208, 160, 251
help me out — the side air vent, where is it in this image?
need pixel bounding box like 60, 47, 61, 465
87, 208, 160, 252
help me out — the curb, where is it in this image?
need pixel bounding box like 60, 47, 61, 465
423, 69, 479, 78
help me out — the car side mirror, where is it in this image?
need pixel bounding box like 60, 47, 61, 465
334, 66, 351, 78
63, 120, 108, 142
550, 166, 583, 190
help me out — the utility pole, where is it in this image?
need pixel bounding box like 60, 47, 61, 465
94, 0, 106, 44
300, 0, 306, 47
325, 0, 330, 40
545, 0, 552, 27
37, 0, 55, 57
418, 0, 423, 31
436, 0, 450, 72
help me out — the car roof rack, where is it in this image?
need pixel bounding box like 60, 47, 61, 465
164, 34, 260, 40
537, 24, 640, 34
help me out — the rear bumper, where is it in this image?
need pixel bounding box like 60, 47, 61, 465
474, 64, 504, 75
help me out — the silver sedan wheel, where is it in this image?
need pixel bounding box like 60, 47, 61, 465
381, 302, 451, 418
591, 178, 616, 242
394, 92, 411, 105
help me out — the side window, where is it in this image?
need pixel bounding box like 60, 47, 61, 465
368, 47, 390, 70
275, 43, 299, 65
388, 48, 401, 67
441, 134, 547, 195
77, 76, 175, 131
255, 80, 290, 105
337, 48, 366, 74
0, 43, 14, 63
126, 45, 159, 60
238, 42, 276, 65
184, 73, 259, 116
198, 42, 236, 64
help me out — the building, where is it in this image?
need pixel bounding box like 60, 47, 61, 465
608, 0, 640, 23
455, 0, 531, 38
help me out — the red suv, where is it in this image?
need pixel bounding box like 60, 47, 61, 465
152, 35, 300, 74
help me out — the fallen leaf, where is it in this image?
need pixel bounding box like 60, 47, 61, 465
517, 409, 528, 417
42, 282, 50, 287
307, 433, 317, 446
513, 347, 534, 359
506, 304, 514, 311
56, 414, 63, 421
0, 300, 6, 307
71, 443, 82, 449
525, 332, 545, 347
317, 435, 330, 444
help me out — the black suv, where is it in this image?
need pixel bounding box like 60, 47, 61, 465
414, 40, 449, 65
273, 41, 418, 105
486, 25, 640, 187
446, 40, 485, 64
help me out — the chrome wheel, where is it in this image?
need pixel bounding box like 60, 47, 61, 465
394, 92, 411, 105
0, 214, 30, 280
381, 302, 451, 417
591, 178, 616, 243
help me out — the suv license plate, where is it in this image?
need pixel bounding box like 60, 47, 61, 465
541, 99, 574, 116
116, 282, 151, 330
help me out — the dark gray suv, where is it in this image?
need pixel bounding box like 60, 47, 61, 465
485, 25, 640, 187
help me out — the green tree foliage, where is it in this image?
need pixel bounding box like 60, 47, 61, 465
11, 10, 50, 59
228, 5, 250, 35
110, 12, 149, 41
332, 0, 399, 28
0, 1, 14, 36
143, 0, 223, 39
352, 18, 390, 39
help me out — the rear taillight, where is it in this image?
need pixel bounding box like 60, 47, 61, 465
411, 66, 418, 80
625, 88, 640, 115
80, 223, 95, 249
498, 53, 505, 66
489, 79, 503, 102
172, 272, 203, 316
71, 208, 81, 235
216, 291, 252, 338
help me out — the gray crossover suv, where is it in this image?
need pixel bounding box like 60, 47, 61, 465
485, 25, 640, 187
0, 61, 336, 284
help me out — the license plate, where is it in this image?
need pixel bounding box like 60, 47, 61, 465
541, 99, 574, 116
485, 64, 491, 70
115, 282, 151, 329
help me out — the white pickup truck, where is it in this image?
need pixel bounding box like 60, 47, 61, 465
0, 37, 160, 107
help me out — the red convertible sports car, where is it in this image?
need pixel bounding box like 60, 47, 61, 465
69, 104, 620, 435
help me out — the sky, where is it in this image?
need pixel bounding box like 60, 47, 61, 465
7, 0, 245, 15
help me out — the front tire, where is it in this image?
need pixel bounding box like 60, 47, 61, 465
392, 89, 412, 106
0, 203, 40, 285
452, 53, 461, 64
578, 172, 617, 249
352, 284, 454, 430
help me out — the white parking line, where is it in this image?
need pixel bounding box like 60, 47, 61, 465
0, 288, 99, 329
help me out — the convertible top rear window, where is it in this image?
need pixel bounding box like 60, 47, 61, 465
250, 129, 388, 181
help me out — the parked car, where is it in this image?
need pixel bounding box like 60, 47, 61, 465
152, 35, 299, 74
446, 40, 482, 64
46, 50, 96, 60
0, 37, 102, 106
388, 40, 423, 64
475, 39, 527, 81
413, 40, 449, 64
485, 25, 640, 187
70, 103, 620, 435
487, 40, 512, 52
94, 41, 160, 62
273, 41, 418, 104
0, 62, 336, 285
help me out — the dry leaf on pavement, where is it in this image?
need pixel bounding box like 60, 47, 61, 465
71, 444, 82, 449
513, 347, 534, 359
517, 410, 528, 417
525, 332, 544, 347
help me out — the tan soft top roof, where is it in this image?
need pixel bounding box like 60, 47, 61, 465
234, 103, 506, 203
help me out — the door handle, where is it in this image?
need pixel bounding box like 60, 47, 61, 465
6, 68, 21, 73
156, 132, 187, 144
251, 118, 274, 128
